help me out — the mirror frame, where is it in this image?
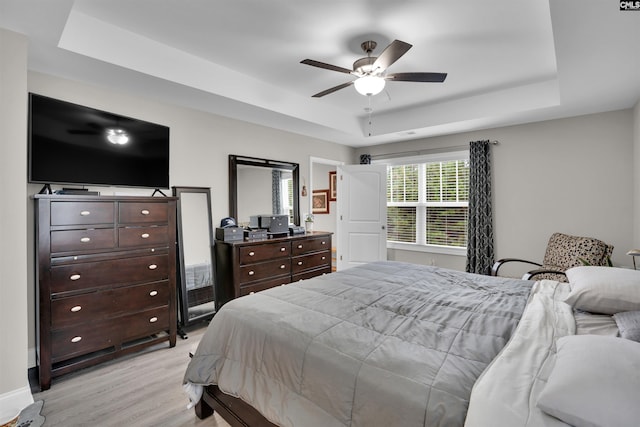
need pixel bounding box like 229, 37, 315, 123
172, 186, 216, 335
229, 155, 300, 226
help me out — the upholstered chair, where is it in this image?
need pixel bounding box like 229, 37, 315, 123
491, 232, 614, 282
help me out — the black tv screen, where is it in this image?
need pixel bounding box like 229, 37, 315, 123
28, 93, 170, 189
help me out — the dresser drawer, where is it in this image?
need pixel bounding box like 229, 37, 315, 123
51, 291, 115, 330
51, 201, 115, 226
114, 280, 170, 313
119, 202, 168, 224
239, 258, 290, 284
291, 236, 331, 256
50, 228, 116, 253
239, 276, 292, 296
292, 251, 331, 275
51, 305, 170, 362
239, 242, 290, 264
292, 265, 332, 282
118, 225, 169, 248
51, 254, 169, 294
51, 281, 170, 329
51, 320, 116, 362
117, 306, 170, 342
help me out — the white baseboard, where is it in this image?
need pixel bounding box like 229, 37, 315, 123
0, 386, 33, 415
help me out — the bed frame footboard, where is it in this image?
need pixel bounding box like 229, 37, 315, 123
196, 385, 278, 427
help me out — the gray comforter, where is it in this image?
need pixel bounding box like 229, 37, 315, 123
184, 261, 533, 427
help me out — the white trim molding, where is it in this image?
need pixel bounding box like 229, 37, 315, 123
0, 386, 34, 418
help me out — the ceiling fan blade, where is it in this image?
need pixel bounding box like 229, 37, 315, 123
301, 59, 353, 74
311, 81, 354, 98
386, 72, 447, 83
371, 40, 412, 73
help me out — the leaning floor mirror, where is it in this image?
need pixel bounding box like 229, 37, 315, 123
173, 186, 216, 338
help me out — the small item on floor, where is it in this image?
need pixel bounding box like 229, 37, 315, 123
16, 401, 45, 427
0, 411, 19, 427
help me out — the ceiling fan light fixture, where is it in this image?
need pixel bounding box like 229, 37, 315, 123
354, 75, 385, 96
106, 128, 129, 145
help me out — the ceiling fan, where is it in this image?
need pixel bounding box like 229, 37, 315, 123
301, 39, 447, 98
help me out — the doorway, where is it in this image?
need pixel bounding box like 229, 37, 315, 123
309, 156, 343, 271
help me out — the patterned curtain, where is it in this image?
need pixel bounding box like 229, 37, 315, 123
272, 170, 283, 214
466, 140, 494, 275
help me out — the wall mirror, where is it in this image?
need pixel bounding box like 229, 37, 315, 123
173, 186, 216, 337
229, 155, 300, 226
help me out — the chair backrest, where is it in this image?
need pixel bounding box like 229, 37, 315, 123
542, 232, 613, 271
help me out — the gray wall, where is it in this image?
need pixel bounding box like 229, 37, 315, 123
311, 162, 337, 235
357, 109, 635, 274
0, 28, 31, 411
634, 100, 640, 248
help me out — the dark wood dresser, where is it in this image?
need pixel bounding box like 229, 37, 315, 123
34, 194, 177, 390
215, 232, 332, 308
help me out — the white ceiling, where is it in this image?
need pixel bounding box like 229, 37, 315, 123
1, 0, 639, 147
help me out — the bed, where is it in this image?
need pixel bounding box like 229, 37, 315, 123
183, 261, 640, 427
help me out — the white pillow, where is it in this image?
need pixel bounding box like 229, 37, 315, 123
564, 266, 640, 314
537, 335, 640, 427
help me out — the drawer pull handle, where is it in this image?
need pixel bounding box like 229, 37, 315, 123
70, 274, 81, 281
280, 247, 286, 252
248, 270, 255, 276
297, 244, 303, 249
322, 256, 326, 260
80, 237, 91, 243
149, 290, 158, 296
297, 261, 303, 266
149, 317, 158, 323
80, 210, 91, 216
321, 241, 326, 245
280, 264, 286, 269
148, 264, 158, 270
70, 305, 82, 312
141, 209, 150, 215
249, 251, 255, 256
141, 233, 150, 239
250, 292, 255, 295
71, 336, 82, 343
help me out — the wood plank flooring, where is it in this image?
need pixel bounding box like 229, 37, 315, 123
34, 324, 230, 427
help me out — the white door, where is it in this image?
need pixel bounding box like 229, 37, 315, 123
336, 164, 387, 270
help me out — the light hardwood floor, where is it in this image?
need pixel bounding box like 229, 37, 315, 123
34, 324, 231, 427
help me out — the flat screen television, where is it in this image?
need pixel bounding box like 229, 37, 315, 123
28, 93, 170, 189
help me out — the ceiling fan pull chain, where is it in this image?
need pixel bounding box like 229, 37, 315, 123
367, 97, 373, 137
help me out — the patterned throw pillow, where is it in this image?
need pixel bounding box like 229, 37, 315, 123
542, 233, 610, 269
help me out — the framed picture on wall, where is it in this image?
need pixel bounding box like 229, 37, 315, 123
329, 171, 337, 201
312, 189, 330, 214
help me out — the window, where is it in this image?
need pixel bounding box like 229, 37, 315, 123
281, 175, 294, 223
381, 151, 469, 254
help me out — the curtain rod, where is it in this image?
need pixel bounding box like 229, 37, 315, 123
369, 140, 499, 160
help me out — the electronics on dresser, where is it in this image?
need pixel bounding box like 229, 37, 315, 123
245, 229, 268, 241
28, 93, 170, 189
289, 226, 305, 235
215, 226, 243, 242
249, 214, 289, 233
54, 188, 100, 196
249, 216, 260, 229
